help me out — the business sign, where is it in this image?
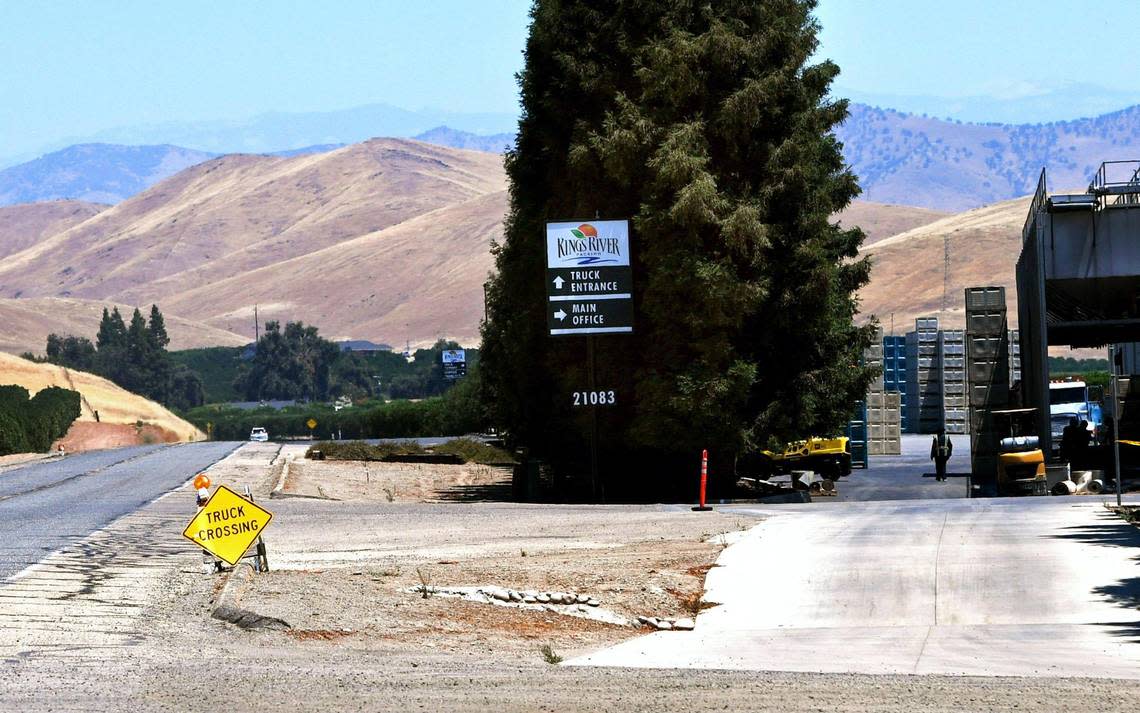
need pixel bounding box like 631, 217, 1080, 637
441, 349, 467, 379
182, 485, 273, 566
546, 220, 633, 336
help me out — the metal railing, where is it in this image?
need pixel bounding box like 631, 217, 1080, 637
1088, 160, 1140, 207
1022, 168, 1047, 246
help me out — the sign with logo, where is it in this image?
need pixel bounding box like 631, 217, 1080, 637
546, 220, 633, 336
182, 485, 273, 566
441, 349, 467, 380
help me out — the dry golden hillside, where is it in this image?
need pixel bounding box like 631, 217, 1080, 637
162, 190, 507, 343
833, 201, 949, 245
0, 139, 505, 349
0, 140, 505, 300
0, 297, 248, 354
858, 196, 1031, 332
0, 137, 1021, 354
0, 351, 202, 444
0, 200, 107, 259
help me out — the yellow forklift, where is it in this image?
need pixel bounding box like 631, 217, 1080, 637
989, 408, 1047, 495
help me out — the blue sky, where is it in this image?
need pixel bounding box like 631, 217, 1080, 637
2, 0, 1139, 159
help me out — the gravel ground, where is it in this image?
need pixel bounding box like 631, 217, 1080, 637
5, 444, 1140, 711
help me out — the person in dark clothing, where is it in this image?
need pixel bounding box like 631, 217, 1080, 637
931, 428, 952, 482
1074, 419, 1093, 467
1059, 417, 1080, 463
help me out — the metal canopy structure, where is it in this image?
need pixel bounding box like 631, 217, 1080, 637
1017, 161, 1140, 453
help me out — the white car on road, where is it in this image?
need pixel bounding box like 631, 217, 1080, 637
249, 427, 269, 442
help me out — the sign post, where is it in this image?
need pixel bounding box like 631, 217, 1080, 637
307, 418, 317, 440
546, 220, 633, 500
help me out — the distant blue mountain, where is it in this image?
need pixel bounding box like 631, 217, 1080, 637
0, 143, 217, 207
413, 126, 515, 153
0, 142, 357, 208
1, 102, 519, 167
268, 143, 346, 157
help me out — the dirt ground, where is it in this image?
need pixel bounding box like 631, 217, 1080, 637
52, 420, 182, 452
282, 456, 515, 502
244, 450, 751, 656
7, 444, 1140, 711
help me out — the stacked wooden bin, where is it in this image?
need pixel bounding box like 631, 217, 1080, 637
965, 286, 1012, 495
906, 317, 943, 433
865, 333, 902, 456
941, 330, 968, 434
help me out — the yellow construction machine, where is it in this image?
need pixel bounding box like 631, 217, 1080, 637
753, 436, 853, 480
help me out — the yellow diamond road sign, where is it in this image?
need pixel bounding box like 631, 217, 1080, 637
182, 485, 273, 566
307, 418, 317, 429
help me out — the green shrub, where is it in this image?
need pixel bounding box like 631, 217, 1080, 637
305, 440, 425, 461
433, 438, 515, 465
0, 384, 81, 455
305, 438, 513, 465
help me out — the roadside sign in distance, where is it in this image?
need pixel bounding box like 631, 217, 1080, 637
182, 485, 273, 566
546, 220, 633, 336
307, 418, 317, 430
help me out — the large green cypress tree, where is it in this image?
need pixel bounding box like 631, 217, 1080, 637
482, 0, 876, 495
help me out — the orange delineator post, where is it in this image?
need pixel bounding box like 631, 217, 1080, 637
693, 448, 712, 511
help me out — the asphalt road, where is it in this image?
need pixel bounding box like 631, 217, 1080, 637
0, 442, 238, 581
574, 494, 1140, 678
836, 433, 973, 501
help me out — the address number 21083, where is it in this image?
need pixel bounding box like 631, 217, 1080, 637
573, 390, 615, 406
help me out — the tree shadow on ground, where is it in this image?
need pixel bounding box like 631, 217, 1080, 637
1094, 620, 1140, 643
1048, 510, 1140, 549
1050, 509, 1140, 633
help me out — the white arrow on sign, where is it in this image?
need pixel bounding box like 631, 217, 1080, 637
554, 309, 567, 321
553, 276, 565, 289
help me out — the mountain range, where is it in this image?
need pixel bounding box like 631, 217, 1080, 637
0, 135, 1063, 357
8, 101, 1140, 210
833, 103, 1140, 210
0, 139, 506, 352
0, 102, 518, 170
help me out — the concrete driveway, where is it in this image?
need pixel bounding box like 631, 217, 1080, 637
570, 496, 1140, 678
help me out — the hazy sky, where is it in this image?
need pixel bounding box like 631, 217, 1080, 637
815, 0, 1140, 98
3, 0, 1140, 157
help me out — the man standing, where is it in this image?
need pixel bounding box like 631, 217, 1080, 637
931, 428, 953, 482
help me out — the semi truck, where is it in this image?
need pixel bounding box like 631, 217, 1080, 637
1049, 380, 1101, 451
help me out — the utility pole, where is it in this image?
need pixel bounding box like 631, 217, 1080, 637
942, 234, 950, 315
254, 305, 260, 344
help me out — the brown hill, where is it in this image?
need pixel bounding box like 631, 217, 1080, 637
858, 196, 1030, 333
0, 200, 107, 259
0, 297, 248, 355
0, 351, 202, 450
832, 201, 949, 245
0, 139, 506, 349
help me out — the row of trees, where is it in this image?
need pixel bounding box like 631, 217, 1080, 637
36, 306, 205, 411
0, 385, 81, 455
188, 369, 485, 442
233, 320, 474, 403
